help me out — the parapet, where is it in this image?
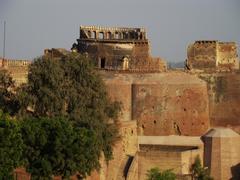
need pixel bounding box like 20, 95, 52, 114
79, 25, 147, 41
0, 58, 31, 68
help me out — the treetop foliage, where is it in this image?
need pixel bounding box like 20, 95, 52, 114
146, 167, 176, 180
15, 53, 121, 178
21, 116, 100, 179
0, 53, 121, 179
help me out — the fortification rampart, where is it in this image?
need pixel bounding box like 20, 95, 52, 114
103, 71, 210, 136
198, 72, 240, 133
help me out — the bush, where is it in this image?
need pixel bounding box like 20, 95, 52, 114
191, 156, 213, 180
21, 116, 101, 179
146, 167, 176, 180
0, 110, 23, 179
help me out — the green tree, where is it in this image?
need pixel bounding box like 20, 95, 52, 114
191, 156, 213, 180
146, 167, 176, 180
0, 69, 19, 115
21, 116, 101, 179
0, 110, 23, 179
18, 53, 121, 178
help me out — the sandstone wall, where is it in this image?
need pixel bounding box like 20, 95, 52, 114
0, 59, 30, 85
199, 73, 240, 133
217, 42, 239, 69
6, 66, 29, 85
203, 128, 240, 180
102, 72, 210, 136
105, 79, 132, 122
186, 41, 239, 71
137, 149, 201, 180
77, 40, 151, 70
187, 41, 217, 69
98, 121, 138, 180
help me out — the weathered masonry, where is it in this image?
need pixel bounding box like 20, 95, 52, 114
0, 58, 31, 85
186, 40, 239, 71
72, 26, 166, 72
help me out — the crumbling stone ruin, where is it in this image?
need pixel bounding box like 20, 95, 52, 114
72, 26, 166, 72
186, 40, 239, 71
0, 58, 30, 85
3, 26, 240, 180
44, 48, 70, 58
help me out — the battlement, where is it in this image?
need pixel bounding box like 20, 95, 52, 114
195, 40, 218, 44
80, 25, 146, 32
79, 25, 147, 41
0, 58, 31, 67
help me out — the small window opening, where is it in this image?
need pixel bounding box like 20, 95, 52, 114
91, 31, 96, 39
100, 58, 106, 68
107, 32, 111, 39
115, 32, 119, 39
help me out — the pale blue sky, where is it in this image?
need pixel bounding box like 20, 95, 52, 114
0, 0, 239, 62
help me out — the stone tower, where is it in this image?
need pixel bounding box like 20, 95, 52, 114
72, 26, 166, 72
186, 41, 239, 71
202, 128, 240, 180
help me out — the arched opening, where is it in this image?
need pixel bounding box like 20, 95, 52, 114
123, 32, 129, 39
118, 32, 123, 39
107, 32, 111, 39
99, 32, 104, 39
91, 31, 96, 39
115, 32, 119, 39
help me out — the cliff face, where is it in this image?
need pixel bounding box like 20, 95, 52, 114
103, 71, 210, 136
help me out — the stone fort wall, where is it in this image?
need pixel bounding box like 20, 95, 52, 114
102, 71, 210, 136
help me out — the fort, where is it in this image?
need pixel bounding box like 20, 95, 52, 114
1, 26, 240, 180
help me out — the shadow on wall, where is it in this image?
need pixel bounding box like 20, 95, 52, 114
231, 163, 240, 180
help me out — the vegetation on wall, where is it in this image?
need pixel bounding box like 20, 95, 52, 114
0, 69, 20, 115
191, 156, 213, 180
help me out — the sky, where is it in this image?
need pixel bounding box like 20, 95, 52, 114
0, 0, 239, 62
